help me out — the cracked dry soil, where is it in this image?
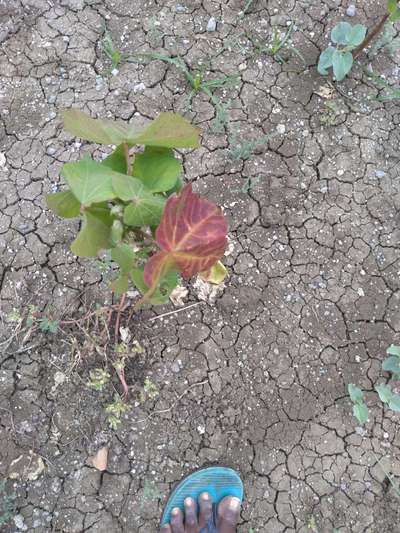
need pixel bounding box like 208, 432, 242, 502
1, 0, 400, 531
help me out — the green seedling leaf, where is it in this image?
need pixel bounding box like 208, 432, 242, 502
71, 207, 113, 257
348, 383, 364, 403
134, 112, 200, 148
331, 22, 352, 45
61, 159, 117, 206
332, 50, 353, 81
63, 109, 138, 145
389, 9, 400, 22
347, 24, 367, 47
111, 244, 136, 273
388, 394, 400, 412
111, 173, 148, 201
353, 403, 369, 425
375, 383, 394, 404
110, 274, 129, 295
388, 0, 397, 12
39, 318, 59, 334
387, 345, 400, 357
382, 356, 400, 375
318, 46, 335, 75
123, 195, 165, 227
132, 147, 182, 192
46, 190, 81, 218
102, 144, 127, 174
131, 267, 178, 304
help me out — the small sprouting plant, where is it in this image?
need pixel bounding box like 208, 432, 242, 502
264, 22, 304, 64
318, 22, 367, 81
139, 53, 238, 111
234, 176, 261, 194
39, 317, 59, 334
0, 480, 15, 527
102, 31, 123, 71
87, 368, 111, 391
228, 133, 274, 161
348, 345, 400, 425
46, 110, 228, 308
140, 377, 159, 403
105, 393, 130, 430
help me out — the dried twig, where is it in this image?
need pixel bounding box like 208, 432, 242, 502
148, 301, 204, 322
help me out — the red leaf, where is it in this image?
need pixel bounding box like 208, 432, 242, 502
144, 184, 227, 291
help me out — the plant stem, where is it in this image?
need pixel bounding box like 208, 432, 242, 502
353, 13, 390, 59
123, 143, 131, 175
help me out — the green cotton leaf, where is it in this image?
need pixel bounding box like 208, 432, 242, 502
111, 244, 136, 274
61, 159, 117, 206
70, 207, 113, 257
110, 274, 129, 295
111, 220, 124, 245
388, 394, 400, 412
132, 147, 182, 192
131, 267, 178, 304
63, 109, 139, 145
375, 383, 394, 404
46, 190, 81, 218
331, 22, 352, 45
387, 344, 400, 357
389, 8, 400, 22
123, 195, 165, 227
382, 356, 400, 375
387, 0, 398, 14
347, 24, 367, 47
318, 46, 335, 75
348, 383, 364, 404
166, 175, 183, 196
353, 403, 369, 425
102, 144, 127, 174
134, 112, 200, 148
111, 173, 148, 201
332, 50, 353, 81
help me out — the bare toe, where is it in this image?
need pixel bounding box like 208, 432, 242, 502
217, 496, 241, 532
184, 497, 198, 532
160, 525, 172, 533
170, 507, 184, 533
198, 492, 213, 528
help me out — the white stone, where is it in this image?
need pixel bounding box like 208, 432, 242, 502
206, 17, 217, 32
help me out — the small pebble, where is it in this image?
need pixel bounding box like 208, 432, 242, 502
346, 4, 356, 17
276, 123, 286, 134
175, 4, 186, 12
47, 146, 56, 155
133, 82, 146, 93
111, 68, 119, 76
375, 170, 386, 178
206, 17, 217, 32
47, 95, 56, 104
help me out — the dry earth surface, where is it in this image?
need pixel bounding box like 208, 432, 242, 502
1, 0, 400, 531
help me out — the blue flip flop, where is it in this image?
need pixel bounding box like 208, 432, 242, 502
160, 466, 244, 531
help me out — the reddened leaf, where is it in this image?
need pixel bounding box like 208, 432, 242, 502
142, 184, 227, 298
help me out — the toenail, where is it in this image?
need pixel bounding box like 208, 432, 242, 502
184, 497, 194, 506
228, 498, 241, 512
200, 492, 210, 500
172, 507, 180, 515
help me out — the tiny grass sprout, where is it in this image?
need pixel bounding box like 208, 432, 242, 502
363, 66, 400, 101
233, 176, 261, 194
318, 22, 367, 81
265, 22, 304, 64
102, 31, 122, 71
228, 133, 275, 161
87, 368, 111, 391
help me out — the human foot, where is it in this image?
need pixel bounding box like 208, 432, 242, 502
160, 492, 241, 533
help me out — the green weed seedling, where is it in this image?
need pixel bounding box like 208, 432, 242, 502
318, 22, 367, 81
102, 31, 123, 72
263, 22, 304, 64
348, 344, 400, 424
39, 317, 59, 334
139, 52, 238, 112
363, 66, 400, 101
228, 133, 275, 161
46, 110, 228, 308
105, 393, 130, 430
87, 368, 111, 391
140, 377, 159, 403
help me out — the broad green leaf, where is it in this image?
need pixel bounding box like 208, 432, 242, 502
332, 50, 353, 81
63, 110, 200, 148
387, 0, 398, 14
131, 267, 178, 304
61, 159, 116, 206
111, 173, 148, 201
388, 394, 400, 412
46, 190, 80, 218
111, 244, 136, 274
389, 9, 400, 22
318, 46, 335, 75
63, 109, 138, 145
102, 144, 127, 174
110, 274, 129, 295
347, 24, 367, 47
199, 261, 228, 284
375, 383, 393, 404
353, 403, 369, 425
132, 147, 182, 192
382, 356, 400, 375
331, 22, 352, 45
166, 175, 183, 196
134, 112, 200, 148
348, 383, 364, 403
387, 345, 400, 357
70, 207, 113, 257
123, 195, 165, 227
